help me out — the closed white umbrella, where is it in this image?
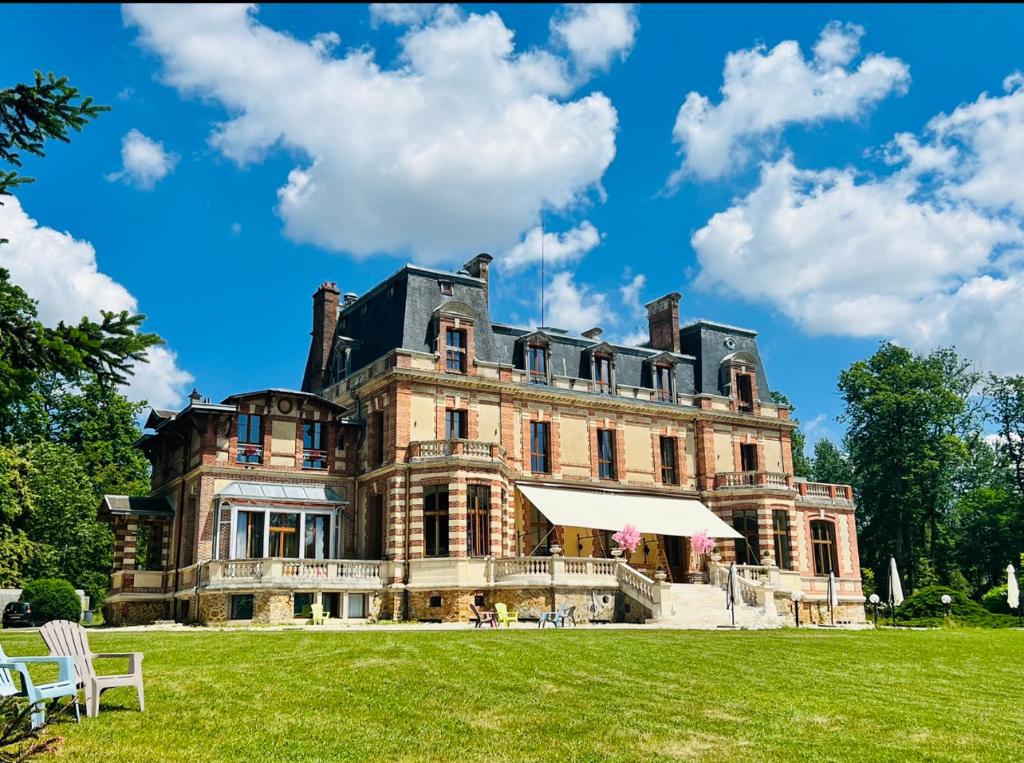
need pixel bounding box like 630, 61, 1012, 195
727, 563, 740, 627
888, 556, 904, 606
888, 556, 904, 627
828, 571, 839, 624
1008, 565, 1020, 610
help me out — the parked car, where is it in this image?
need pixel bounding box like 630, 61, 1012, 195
2, 601, 34, 628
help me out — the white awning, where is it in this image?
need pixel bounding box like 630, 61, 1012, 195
517, 484, 741, 539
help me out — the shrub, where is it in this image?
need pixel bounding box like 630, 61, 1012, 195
897, 585, 1017, 628
20, 578, 80, 624
980, 585, 1013, 615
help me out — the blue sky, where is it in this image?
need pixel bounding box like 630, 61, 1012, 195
3, 4, 1024, 454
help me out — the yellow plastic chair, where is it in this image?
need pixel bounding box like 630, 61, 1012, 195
310, 603, 329, 625
494, 603, 518, 627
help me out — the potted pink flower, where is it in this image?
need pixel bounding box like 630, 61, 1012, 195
611, 524, 641, 559
691, 530, 716, 570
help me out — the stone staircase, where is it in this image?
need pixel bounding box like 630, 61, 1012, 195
657, 582, 780, 629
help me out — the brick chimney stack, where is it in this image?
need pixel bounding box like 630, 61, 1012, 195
301, 281, 340, 392
645, 292, 682, 353
463, 253, 493, 303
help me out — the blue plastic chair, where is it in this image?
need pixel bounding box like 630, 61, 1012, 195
538, 603, 571, 628
0, 643, 79, 728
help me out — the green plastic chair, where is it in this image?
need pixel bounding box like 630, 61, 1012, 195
494, 603, 518, 627
0, 642, 79, 728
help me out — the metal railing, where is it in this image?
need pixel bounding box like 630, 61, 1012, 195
235, 443, 263, 464
302, 449, 328, 469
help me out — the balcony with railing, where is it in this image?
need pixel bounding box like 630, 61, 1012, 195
235, 443, 263, 464
796, 481, 854, 504
714, 471, 791, 489
198, 558, 384, 590
407, 439, 505, 463
302, 449, 328, 470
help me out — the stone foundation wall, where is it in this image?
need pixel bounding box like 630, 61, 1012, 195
253, 591, 292, 624
773, 596, 866, 625
106, 599, 165, 626
404, 586, 624, 623
199, 593, 230, 624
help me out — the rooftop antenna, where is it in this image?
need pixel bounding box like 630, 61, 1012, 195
540, 212, 545, 328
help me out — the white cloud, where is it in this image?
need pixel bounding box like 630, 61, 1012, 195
551, 4, 638, 75
0, 196, 193, 408
619, 271, 646, 316
542, 271, 607, 333
669, 21, 909, 183
231, 222, 242, 236
369, 4, 441, 28
116, 86, 134, 100
501, 221, 601, 271
690, 155, 1024, 373
922, 73, 1024, 215
106, 129, 179, 189
124, 4, 621, 263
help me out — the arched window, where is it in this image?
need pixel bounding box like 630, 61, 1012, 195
810, 520, 839, 576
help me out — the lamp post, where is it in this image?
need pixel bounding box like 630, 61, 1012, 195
941, 593, 951, 619
791, 590, 803, 628
869, 593, 880, 627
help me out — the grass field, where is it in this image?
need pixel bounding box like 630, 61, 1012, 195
2, 627, 1021, 762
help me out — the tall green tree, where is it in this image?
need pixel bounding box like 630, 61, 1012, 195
22, 442, 113, 605
950, 485, 1022, 594
838, 343, 980, 591
771, 390, 812, 478
1, 70, 108, 201
0, 446, 36, 587
986, 373, 1024, 498
811, 437, 854, 485
0, 269, 161, 440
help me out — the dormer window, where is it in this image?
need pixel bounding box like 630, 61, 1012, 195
655, 365, 674, 403
446, 328, 467, 373
439, 280, 454, 296
528, 345, 548, 385
737, 373, 755, 413
593, 355, 612, 394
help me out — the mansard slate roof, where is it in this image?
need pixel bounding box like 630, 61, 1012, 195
316, 264, 772, 402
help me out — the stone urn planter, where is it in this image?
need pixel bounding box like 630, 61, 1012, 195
611, 547, 624, 558
710, 552, 722, 563
654, 569, 668, 582
548, 544, 562, 557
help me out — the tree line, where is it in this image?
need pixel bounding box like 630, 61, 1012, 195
785, 344, 1024, 598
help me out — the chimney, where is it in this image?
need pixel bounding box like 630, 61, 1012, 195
463, 253, 493, 303
582, 327, 603, 340
343, 292, 358, 307
645, 292, 681, 353
302, 281, 340, 392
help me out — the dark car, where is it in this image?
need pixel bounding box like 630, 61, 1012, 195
2, 601, 33, 628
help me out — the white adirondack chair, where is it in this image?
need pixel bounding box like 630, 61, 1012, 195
39, 620, 144, 718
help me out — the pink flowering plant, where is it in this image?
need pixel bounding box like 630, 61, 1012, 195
612, 524, 641, 554
691, 530, 715, 557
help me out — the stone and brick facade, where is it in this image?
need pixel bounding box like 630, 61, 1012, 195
102, 256, 864, 626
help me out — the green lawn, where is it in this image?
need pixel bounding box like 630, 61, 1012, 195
2, 627, 1021, 762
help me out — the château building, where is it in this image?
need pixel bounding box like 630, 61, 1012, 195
102, 254, 864, 627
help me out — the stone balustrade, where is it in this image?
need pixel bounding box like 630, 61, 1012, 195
407, 439, 505, 462
797, 481, 854, 503
199, 558, 384, 590
714, 471, 791, 489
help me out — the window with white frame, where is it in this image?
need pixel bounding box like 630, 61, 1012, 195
231, 507, 334, 559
